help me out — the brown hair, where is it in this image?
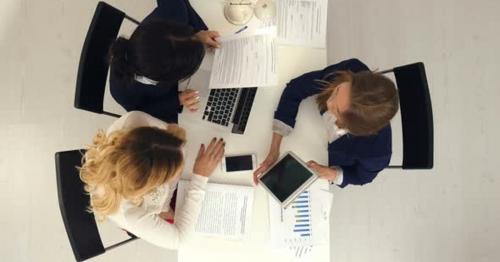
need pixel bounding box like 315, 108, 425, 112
316, 71, 399, 136
79, 126, 186, 220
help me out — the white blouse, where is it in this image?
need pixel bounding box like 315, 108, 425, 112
104, 111, 208, 249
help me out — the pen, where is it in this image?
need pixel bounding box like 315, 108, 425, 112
234, 25, 248, 34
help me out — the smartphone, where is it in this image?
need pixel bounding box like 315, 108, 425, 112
221, 154, 257, 172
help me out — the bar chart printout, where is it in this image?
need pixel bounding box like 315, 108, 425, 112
291, 191, 312, 239
269, 190, 314, 259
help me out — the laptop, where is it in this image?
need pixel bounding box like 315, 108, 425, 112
180, 70, 257, 134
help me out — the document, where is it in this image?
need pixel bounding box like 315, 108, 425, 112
209, 32, 277, 89
268, 180, 332, 259
176, 180, 254, 240
276, 0, 328, 48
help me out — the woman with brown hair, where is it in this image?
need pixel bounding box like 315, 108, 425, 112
253, 59, 399, 188
80, 111, 225, 249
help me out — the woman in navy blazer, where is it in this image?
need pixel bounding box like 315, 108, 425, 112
109, 0, 220, 123
254, 59, 399, 188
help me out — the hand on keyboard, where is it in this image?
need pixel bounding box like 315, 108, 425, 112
179, 89, 201, 112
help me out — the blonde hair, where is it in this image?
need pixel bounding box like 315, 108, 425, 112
316, 71, 399, 136
79, 125, 186, 220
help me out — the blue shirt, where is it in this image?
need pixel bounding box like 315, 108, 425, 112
274, 58, 392, 188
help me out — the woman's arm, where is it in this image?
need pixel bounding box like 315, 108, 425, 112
183, 0, 208, 32
124, 174, 208, 249
273, 70, 325, 128
123, 138, 225, 249
253, 132, 282, 184
274, 58, 369, 129
338, 155, 390, 187
145, 0, 208, 32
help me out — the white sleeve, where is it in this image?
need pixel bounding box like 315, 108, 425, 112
106, 111, 169, 135
123, 174, 208, 249
272, 119, 293, 136
330, 166, 343, 186
161, 175, 182, 212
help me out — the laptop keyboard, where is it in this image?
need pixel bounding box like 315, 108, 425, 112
202, 88, 239, 126
231, 87, 257, 134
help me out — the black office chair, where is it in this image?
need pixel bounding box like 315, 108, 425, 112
55, 150, 137, 261
381, 62, 434, 169
75, 1, 139, 118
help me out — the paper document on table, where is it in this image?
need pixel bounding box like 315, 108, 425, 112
268, 180, 332, 259
277, 0, 328, 48
176, 180, 254, 240
209, 32, 277, 89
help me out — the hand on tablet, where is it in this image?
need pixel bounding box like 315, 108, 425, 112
193, 138, 225, 177
253, 150, 279, 185
306, 160, 337, 181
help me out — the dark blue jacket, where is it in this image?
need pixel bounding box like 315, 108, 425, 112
274, 59, 392, 188
109, 0, 208, 123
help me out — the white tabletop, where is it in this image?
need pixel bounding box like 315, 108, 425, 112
177, 1, 330, 261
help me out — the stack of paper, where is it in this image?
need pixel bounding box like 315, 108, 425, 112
276, 0, 329, 48
209, 32, 277, 89
176, 180, 255, 240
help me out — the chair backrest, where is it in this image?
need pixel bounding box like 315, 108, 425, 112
55, 150, 105, 261
393, 62, 434, 169
75, 1, 125, 115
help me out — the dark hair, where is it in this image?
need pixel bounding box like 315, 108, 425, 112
109, 20, 205, 84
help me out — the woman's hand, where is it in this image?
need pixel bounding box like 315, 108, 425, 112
253, 133, 283, 185
193, 138, 225, 177
195, 30, 221, 48
306, 160, 337, 181
253, 149, 279, 185
179, 89, 200, 112
159, 210, 175, 221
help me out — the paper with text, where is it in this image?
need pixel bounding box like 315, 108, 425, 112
209, 32, 277, 89
268, 180, 332, 259
176, 180, 254, 240
277, 0, 328, 48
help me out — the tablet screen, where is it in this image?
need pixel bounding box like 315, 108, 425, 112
260, 154, 313, 202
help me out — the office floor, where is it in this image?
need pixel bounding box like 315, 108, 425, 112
0, 0, 499, 261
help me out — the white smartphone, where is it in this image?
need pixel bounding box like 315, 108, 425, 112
221, 154, 257, 172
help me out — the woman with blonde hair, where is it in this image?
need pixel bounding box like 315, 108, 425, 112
254, 59, 399, 188
80, 111, 225, 249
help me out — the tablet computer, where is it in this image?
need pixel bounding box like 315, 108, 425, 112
258, 152, 318, 208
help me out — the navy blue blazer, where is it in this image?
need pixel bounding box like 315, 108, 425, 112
110, 0, 208, 123
274, 59, 392, 188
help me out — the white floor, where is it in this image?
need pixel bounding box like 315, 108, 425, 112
1, 0, 499, 261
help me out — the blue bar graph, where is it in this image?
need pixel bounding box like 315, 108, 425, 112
291, 191, 312, 239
